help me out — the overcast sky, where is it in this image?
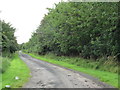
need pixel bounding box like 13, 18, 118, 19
0, 0, 67, 44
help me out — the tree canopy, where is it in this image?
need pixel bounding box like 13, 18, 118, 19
1, 20, 18, 57
22, 2, 119, 61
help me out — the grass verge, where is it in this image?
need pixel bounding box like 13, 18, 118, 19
1, 53, 30, 89
28, 53, 118, 88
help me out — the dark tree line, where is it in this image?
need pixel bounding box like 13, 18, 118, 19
22, 2, 119, 61
1, 20, 18, 57
0, 20, 18, 73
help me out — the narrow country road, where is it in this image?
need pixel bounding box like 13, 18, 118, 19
19, 52, 113, 88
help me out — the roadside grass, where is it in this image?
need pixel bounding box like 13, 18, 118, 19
0, 74, 1, 89
1, 54, 30, 89
0, 56, 11, 74
28, 53, 118, 88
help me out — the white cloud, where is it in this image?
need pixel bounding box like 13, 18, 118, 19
0, 0, 65, 44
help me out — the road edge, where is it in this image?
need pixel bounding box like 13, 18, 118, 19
25, 53, 116, 88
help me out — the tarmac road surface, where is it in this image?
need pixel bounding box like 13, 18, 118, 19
19, 52, 114, 88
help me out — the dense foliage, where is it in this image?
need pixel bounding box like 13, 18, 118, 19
22, 2, 119, 61
1, 20, 18, 57
0, 20, 18, 73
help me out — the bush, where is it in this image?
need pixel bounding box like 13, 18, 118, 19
0, 56, 11, 73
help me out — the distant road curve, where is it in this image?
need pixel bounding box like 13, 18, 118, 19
19, 52, 114, 88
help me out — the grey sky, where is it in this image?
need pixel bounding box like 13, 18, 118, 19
0, 0, 67, 44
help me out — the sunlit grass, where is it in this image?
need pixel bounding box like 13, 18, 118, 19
1, 54, 30, 89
